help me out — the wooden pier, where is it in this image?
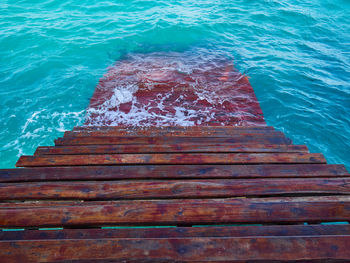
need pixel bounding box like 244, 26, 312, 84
1, 58, 349, 262
0, 125, 349, 262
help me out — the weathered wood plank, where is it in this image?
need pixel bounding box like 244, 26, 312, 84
72, 126, 275, 132
2, 164, 347, 182
35, 144, 309, 155
16, 153, 326, 167
65, 128, 278, 137
1, 236, 350, 262
2, 225, 350, 240
54, 134, 292, 146
1, 178, 350, 200
1, 196, 350, 227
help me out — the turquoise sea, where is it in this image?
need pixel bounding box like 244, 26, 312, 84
0, 0, 349, 169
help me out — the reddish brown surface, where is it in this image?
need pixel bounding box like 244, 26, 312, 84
3, 122, 350, 262
1, 236, 350, 262
35, 144, 309, 155
16, 152, 326, 167
1, 164, 348, 182
1, 196, 350, 227
54, 134, 292, 146
86, 57, 265, 126
1, 178, 350, 200
68, 126, 275, 137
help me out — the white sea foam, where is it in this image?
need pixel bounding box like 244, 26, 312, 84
86, 52, 261, 127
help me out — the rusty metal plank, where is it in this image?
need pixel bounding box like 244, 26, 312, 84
15, 153, 326, 167
1, 178, 350, 201
34, 144, 309, 155
2, 164, 347, 182
2, 225, 350, 240
1, 196, 350, 227
1, 236, 350, 262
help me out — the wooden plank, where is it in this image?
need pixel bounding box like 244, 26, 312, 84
1, 236, 350, 262
1, 196, 350, 227
2, 225, 350, 240
1, 177, 350, 200
16, 153, 326, 167
54, 134, 292, 146
65, 127, 278, 137
34, 144, 309, 155
0, 201, 95, 209
2, 164, 348, 182
65, 129, 280, 138
72, 126, 275, 132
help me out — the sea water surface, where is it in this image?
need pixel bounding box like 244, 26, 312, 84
0, 0, 349, 168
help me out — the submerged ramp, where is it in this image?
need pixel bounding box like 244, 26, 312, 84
86, 54, 265, 126
1, 56, 350, 262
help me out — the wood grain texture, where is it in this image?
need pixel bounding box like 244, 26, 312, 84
65, 128, 278, 137
1, 236, 350, 262
35, 144, 308, 155
54, 134, 292, 146
1, 178, 350, 200
1, 196, 350, 227
16, 153, 326, 167
2, 164, 348, 182
72, 125, 275, 132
